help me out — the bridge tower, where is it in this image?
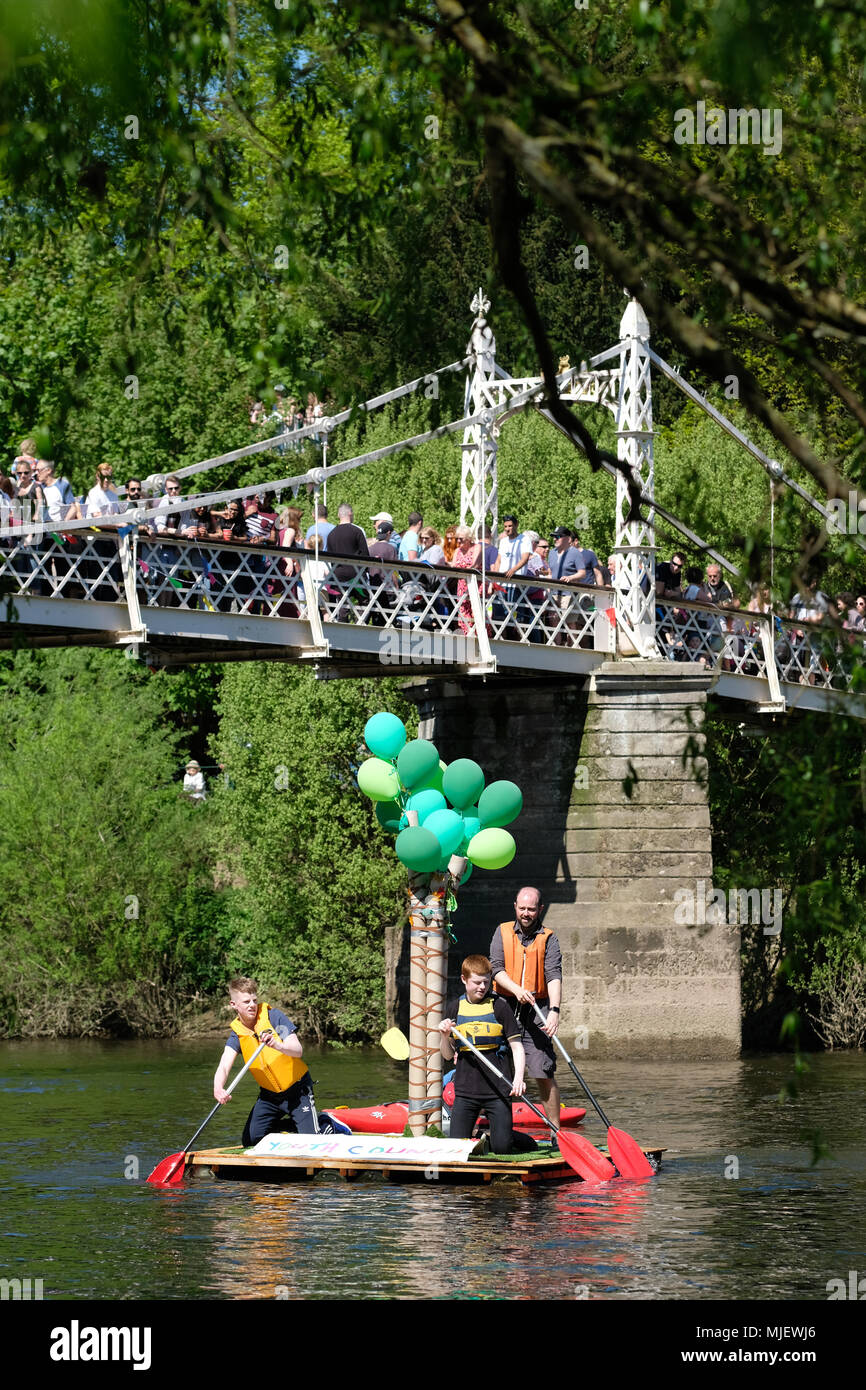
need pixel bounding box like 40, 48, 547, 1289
460, 289, 498, 538
614, 295, 657, 656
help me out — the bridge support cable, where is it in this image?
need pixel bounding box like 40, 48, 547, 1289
122, 356, 471, 497
490, 358, 743, 581
646, 345, 866, 561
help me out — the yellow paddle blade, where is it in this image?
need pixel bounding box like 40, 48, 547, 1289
380, 1027, 410, 1060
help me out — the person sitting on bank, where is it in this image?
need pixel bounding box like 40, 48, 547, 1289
213, 976, 321, 1147
439, 954, 536, 1154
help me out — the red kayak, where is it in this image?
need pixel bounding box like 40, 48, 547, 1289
321, 1100, 586, 1135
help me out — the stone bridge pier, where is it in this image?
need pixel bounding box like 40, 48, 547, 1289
405, 663, 740, 1059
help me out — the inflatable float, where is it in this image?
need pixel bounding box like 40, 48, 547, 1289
320, 1098, 586, 1136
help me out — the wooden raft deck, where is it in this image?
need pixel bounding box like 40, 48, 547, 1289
187, 1144, 666, 1186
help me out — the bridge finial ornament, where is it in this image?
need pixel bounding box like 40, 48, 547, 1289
471, 287, 490, 321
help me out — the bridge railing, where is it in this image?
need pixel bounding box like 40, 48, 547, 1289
2, 531, 861, 700
0, 529, 617, 654
0, 529, 126, 604
654, 596, 864, 696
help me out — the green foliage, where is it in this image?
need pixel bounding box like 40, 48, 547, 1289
210, 665, 417, 1040
0, 648, 229, 1036
706, 706, 866, 1047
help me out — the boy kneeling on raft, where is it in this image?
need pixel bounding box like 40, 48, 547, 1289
214, 975, 324, 1147
439, 954, 537, 1153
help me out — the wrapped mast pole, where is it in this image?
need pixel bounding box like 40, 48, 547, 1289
405, 856, 467, 1136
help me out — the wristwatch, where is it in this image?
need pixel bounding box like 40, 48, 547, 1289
549, 1006, 560, 1013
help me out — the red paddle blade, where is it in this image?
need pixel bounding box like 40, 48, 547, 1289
555, 1129, 616, 1183
607, 1128, 655, 1180
146, 1152, 188, 1186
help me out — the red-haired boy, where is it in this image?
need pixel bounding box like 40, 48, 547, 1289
439, 953, 528, 1153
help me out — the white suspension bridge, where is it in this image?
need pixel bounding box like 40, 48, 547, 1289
1, 292, 863, 721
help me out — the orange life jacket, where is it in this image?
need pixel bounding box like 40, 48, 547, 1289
494, 921, 552, 998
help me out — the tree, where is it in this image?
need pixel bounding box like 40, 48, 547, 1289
211, 664, 416, 1039
0, 648, 229, 1036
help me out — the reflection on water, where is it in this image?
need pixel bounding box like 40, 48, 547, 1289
2, 1041, 865, 1299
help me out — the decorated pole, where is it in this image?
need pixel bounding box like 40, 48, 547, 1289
406, 872, 430, 1136
357, 712, 524, 1134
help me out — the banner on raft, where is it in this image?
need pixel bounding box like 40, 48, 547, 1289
248, 1133, 483, 1164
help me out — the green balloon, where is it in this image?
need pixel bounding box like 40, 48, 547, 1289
467, 827, 517, 871
442, 758, 486, 811
478, 780, 524, 829
460, 810, 481, 849
364, 712, 407, 761
406, 789, 446, 823
395, 825, 442, 872
397, 739, 440, 791
413, 759, 447, 794
424, 808, 465, 858
358, 757, 401, 802
375, 800, 404, 834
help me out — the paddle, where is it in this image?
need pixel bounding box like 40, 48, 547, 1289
447, 1026, 616, 1183
147, 1037, 270, 1186
527, 1000, 655, 1179
380, 1027, 410, 1060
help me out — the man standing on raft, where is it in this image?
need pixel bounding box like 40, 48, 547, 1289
213, 976, 321, 1146
490, 887, 563, 1128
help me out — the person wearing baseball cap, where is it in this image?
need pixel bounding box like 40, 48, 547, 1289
369, 511, 401, 544
549, 527, 580, 582
369, 521, 398, 564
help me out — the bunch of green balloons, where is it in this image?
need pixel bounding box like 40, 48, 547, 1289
359, 711, 522, 874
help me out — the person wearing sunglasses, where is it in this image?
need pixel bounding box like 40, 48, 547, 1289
655, 552, 685, 599
154, 476, 195, 537
84, 463, 121, 519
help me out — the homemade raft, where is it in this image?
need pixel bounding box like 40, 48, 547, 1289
186, 1133, 665, 1186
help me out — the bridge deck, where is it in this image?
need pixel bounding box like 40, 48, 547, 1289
1, 532, 863, 716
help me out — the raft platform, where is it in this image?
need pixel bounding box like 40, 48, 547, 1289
187, 1142, 666, 1186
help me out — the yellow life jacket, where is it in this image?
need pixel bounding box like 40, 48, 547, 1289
231, 1002, 308, 1093
454, 995, 506, 1053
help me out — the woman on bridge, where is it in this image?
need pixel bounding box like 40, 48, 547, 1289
451, 525, 492, 637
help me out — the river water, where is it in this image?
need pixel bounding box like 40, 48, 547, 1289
2, 1040, 865, 1303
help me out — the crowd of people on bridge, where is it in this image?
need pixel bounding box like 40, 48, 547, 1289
3, 439, 864, 675
247, 387, 328, 447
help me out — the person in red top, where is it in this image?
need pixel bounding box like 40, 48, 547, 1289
489, 886, 563, 1126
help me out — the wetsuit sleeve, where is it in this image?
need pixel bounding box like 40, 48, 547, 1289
544, 933, 563, 983
489, 926, 505, 976
494, 997, 521, 1042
